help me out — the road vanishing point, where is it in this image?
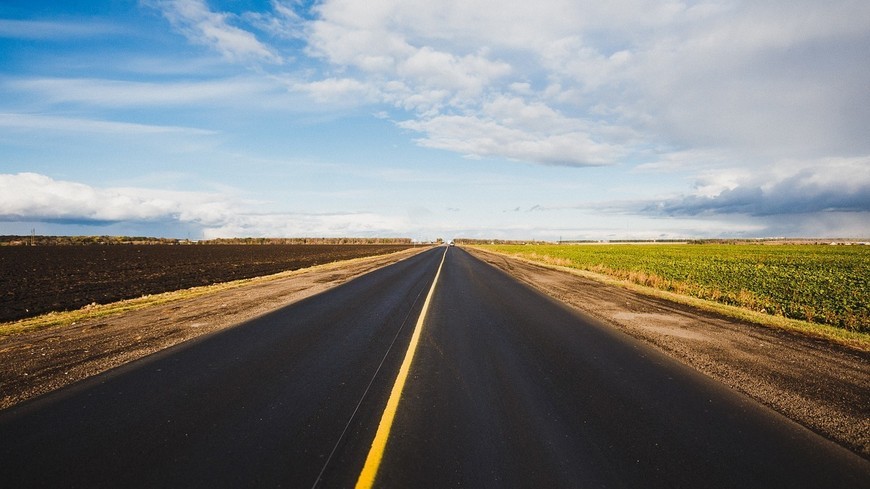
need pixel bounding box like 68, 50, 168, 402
1, 246, 868, 488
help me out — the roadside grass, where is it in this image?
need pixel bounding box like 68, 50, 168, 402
0, 250, 419, 339
473, 246, 870, 352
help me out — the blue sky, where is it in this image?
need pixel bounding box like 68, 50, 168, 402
1, 0, 868, 241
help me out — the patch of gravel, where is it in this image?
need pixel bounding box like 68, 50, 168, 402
467, 248, 870, 459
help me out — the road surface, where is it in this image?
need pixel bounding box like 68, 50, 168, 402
1, 246, 868, 488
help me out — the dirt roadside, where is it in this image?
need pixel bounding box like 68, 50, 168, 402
0, 247, 428, 410
466, 247, 869, 459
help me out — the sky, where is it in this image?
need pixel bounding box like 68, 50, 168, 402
1, 0, 868, 241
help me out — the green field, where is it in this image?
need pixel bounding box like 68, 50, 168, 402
481, 244, 869, 332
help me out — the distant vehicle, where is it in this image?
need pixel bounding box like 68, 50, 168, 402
448, 240, 455, 247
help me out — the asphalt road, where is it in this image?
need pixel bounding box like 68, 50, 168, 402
1, 246, 868, 488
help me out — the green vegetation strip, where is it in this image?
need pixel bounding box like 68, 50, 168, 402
479, 244, 870, 348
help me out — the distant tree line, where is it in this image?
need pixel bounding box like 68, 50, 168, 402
200, 237, 414, 245
0, 235, 414, 246
0, 235, 185, 246
605, 239, 690, 243
456, 237, 867, 246
454, 238, 552, 245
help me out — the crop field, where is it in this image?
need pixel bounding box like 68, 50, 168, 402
482, 244, 869, 332
0, 244, 416, 323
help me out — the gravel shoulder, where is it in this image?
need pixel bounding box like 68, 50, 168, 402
0, 247, 428, 410
466, 247, 870, 459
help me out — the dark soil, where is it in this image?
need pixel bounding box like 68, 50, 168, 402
0, 244, 416, 322
0, 247, 428, 409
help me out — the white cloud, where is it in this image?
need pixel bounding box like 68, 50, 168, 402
396, 47, 511, 97
296, 0, 870, 166
146, 0, 282, 64
398, 96, 624, 166
400, 114, 620, 167
200, 212, 407, 240
573, 2, 870, 157
305, 19, 413, 70
492, 155, 870, 238
14, 0, 868, 169
0, 173, 232, 224
291, 77, 380, 104
640, 156, 870, 221
0, 173, 406, 238
26, 0, 861, 169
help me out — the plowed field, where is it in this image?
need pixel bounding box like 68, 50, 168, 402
0, 244, 416, 323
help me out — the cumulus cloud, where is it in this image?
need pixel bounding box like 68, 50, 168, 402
25, 0, 866, 168
400, 114, 618, 166
396, 95, 627, 166
298, 0, 626, 165
293, 0, 870, 165
290, 77, 380, 104
579, 1, 870, 157
641, 157, 870, 218
0, 173, 405, 238
513, 156, 870, 237
200, 211, 407, 240
13, 0, 867, 169
0, 173, 230, 225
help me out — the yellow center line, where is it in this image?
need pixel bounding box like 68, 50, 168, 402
354, 246, 448, 489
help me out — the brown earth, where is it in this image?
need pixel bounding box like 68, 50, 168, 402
1, 245, 867, 460
466, 247, 870, 459
0, 244, 417, 323
0, 247, 428, 409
